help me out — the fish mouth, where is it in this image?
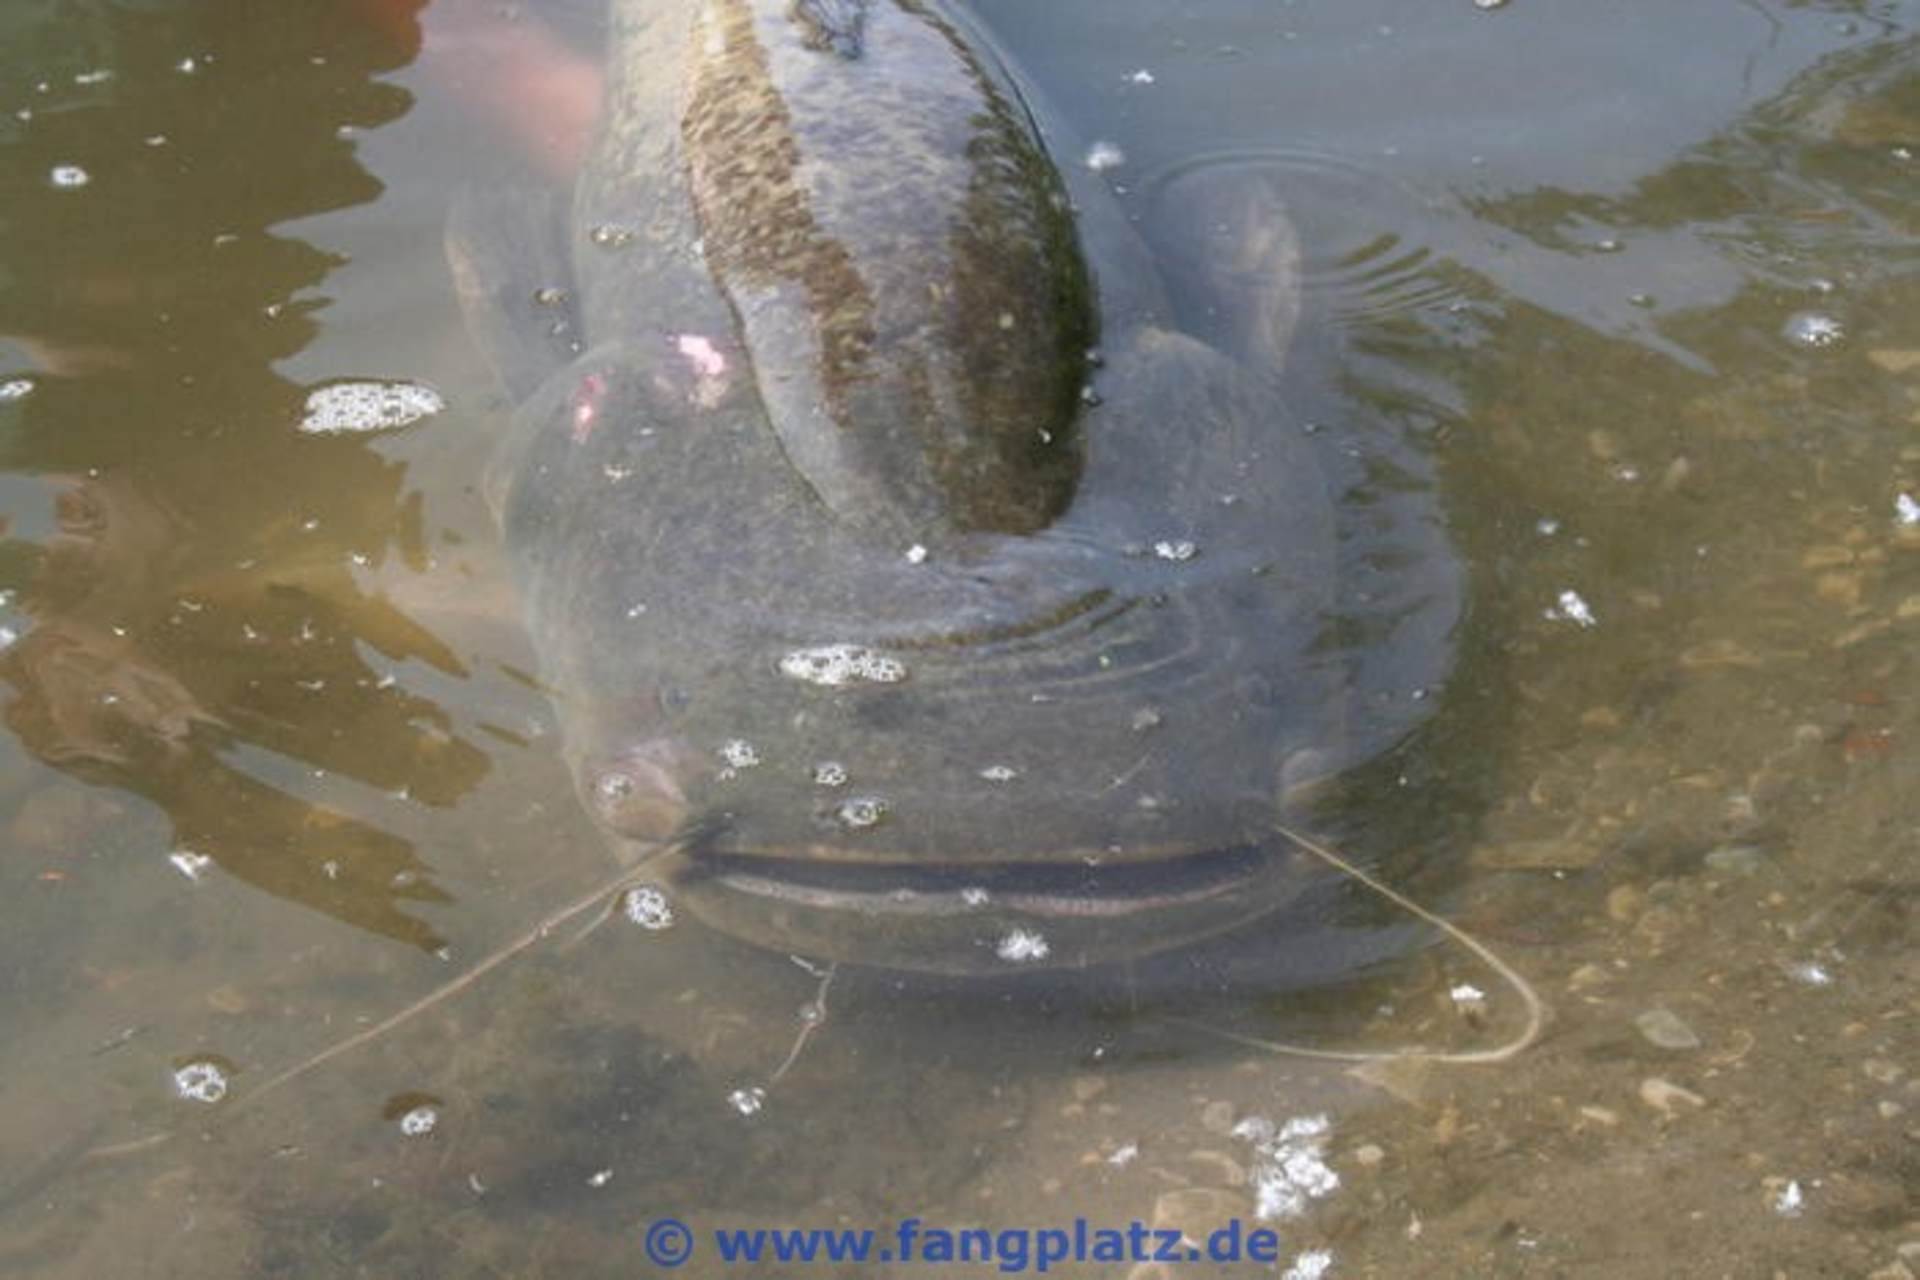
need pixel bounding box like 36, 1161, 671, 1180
662, 842, 1319, 974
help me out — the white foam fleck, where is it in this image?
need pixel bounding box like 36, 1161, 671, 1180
1153, 539, 1198, 562
979, 764, 1018, 783
837, 796, 888, 829
812, 761, 849, 788
49, 164, 89, 188
622, 886, 674, 931
1785, 959, 1833, 987
1233, 1113, 1339, 1221
779, 643, 907, 687
1085, 141, 1126, 172
905, 543, 929, 564
1895, 493, 1920, 526
586, 1168, 614, 1188
1128, 68, 1156, 84
1107, 1142, 1140, 1166
1783, 311, 1844, 348
960, 886, 991, 907
1772, 1179, 1804, 1217
1450, 982, 1487, 1007
1283, 1250, 1335, 1280
299, 380, 445, 435
1546, 588, 1597, 628
172, 1059, 229, 1104
398, 1104, 438, 1136
719, 739, 760, 769
728, 1086, 766, 1116
169, 849, 212, 881
996, 929, 1051, 963
0, 377, 35, 401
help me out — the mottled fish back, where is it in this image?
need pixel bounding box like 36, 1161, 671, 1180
678, 0, 1094, 539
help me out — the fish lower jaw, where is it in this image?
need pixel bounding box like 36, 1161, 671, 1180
662, 844, 1320, 974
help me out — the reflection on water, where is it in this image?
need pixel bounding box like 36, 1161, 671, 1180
1, 1, 1916, 1277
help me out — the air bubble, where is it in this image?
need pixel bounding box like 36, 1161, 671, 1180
996, 929, 1051, 963
1783, 311, 1844, 348
836, 796, 888, 829
172, 1059, 230, 1104
812, 761, 849, 788
589, 223, 636, 248
397, 1104, 438, 1136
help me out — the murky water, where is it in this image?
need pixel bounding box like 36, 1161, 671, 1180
1, 1, 1915, 1277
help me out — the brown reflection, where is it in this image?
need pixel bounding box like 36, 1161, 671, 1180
0, 0, 499, 950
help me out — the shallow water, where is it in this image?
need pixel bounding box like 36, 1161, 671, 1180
1, 1, 1916, 1277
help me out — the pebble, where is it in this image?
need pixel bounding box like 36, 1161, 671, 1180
1567, 964, 1610, 992
1469, 838, 1603, 871
1152, 1188, 1251, 1244
1606, 884, 1645, 923
1801, 544, 1857, 569
1815, 571, 1863, 606
1639, 1077, 1706, 1116
1352, 1143, 1385, 1167
1867, 348, 1920, 374
1186, 1149, 1247, 1185
1071, 1075, 1107, 1103
1577, 1105, 1620, 1127
1702, 845, 1767, 875
1863, 1059, 1904, 1085
1635, 1008, 1702, 1051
